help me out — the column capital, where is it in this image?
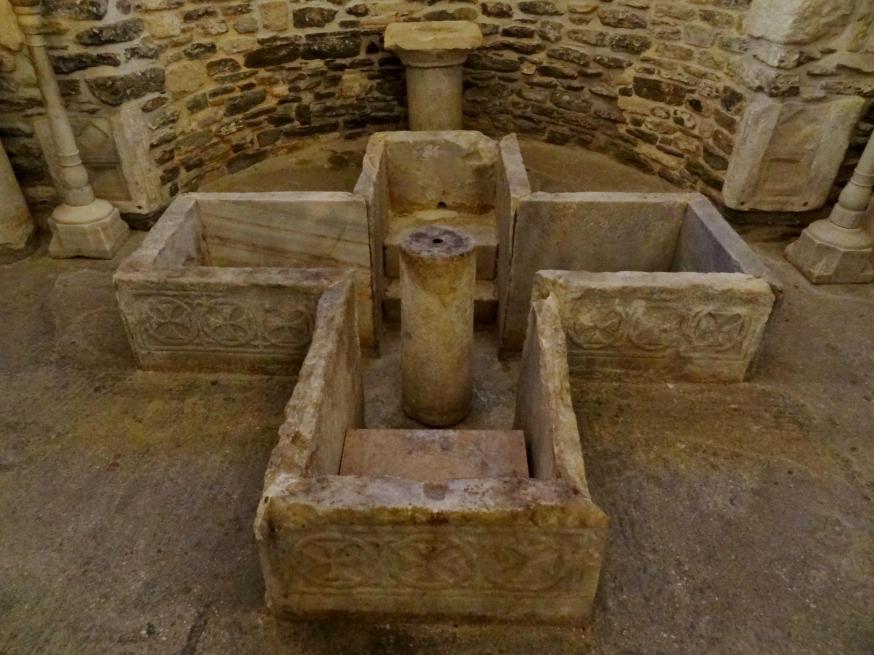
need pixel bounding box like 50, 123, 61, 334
10, 0, 45, 44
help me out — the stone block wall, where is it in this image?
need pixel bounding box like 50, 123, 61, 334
0, 0, 870, 226
464, 0, 754, 192
0, 0, 410, 225
464, 0, 874, 203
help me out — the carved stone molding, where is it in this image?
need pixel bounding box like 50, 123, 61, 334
281, 526, 595, 597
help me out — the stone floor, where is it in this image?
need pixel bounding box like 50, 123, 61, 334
2, 145, 873, 654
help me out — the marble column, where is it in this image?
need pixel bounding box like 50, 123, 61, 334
10, 0, 128, 259
0, 140, 35, 260
384, 21, 482, 131
785, 131, 874, 284
400, 225, 475, 427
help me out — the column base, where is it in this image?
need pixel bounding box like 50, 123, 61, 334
785, 219, 874, 284
48, 199, 129, 259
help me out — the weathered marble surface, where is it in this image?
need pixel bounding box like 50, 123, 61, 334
495, 133, 532, 348
672, 195, 783, 293
34, 104, 167, 219
382, 131, 497, 213
534, 270, 775, 382
400, 226, 475, 427
515, 296, 592, 491
498, 191, 780, 358
384, 21, 483, 52
0, 141, 33, 255
360, 131, 500, 331
197, 193, 369, 270
196, 191, 375, 346
384, 209, 496, 280
746, 0, 859, 45
259, 276, 363, 482
383, 277, 497, 324
340, 429, 528, 482
722, 94, 866, 212
114, 194, 359, 372
352, 134, 389, 351
256, 273, 606, 624
499, 192, 692, 351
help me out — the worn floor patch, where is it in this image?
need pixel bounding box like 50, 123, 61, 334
1, 233, 873, 653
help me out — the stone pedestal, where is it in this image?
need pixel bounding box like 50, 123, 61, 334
786, 130, 874, 284
49, 199, 130, 259
400, 225, 475, 427
0, 141, 35, 261
384, 21, 482, 131
11, 0, 128, 259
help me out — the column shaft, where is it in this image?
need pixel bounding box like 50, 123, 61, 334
400, 226, 475, 427
10, 0, 129, 258
405, 64, 464, 131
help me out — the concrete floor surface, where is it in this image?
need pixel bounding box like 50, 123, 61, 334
1, 149, 873, 654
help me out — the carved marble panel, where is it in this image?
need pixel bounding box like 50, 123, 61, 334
256, 280, 606, 624
259, 477, 607, 623
131, 291, 315, 356
114, 194, 353, 373
115, 192, 375, 370
534, 270, 776, 382
34, 103, 166, 217
565, 304, 751, 356
280, 526, 594, 596
498, 192, 691, 351
723, 94, 866, 212
116, 282, 324, 373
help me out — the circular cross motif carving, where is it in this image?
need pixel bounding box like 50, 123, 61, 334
143, 297, 197, 345
263, 306, 313, 349
388, 535, 475, 590
482, 539, 570, 591
691, 311, 748, 351
201, 300, 256, 346
294, 534, 374, 589
627, 305, 685, 351
569, 309, 623, 349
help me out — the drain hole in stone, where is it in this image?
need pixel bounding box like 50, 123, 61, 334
432, 238, 444, 244
437, 201, 447, 209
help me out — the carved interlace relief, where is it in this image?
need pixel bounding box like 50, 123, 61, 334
565, 301, 751, 359
280, 527, 594, 596
134, 292, 314, 355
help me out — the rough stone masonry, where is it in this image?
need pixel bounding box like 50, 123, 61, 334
0, 0, 871, 227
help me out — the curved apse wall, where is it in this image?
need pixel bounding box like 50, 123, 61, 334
0, 0, 871, 227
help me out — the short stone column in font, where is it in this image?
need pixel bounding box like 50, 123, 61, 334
384, 21, 482, 131
400, 225, 475, 427
785, 130, 874, 284
11, 0, 128, 259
